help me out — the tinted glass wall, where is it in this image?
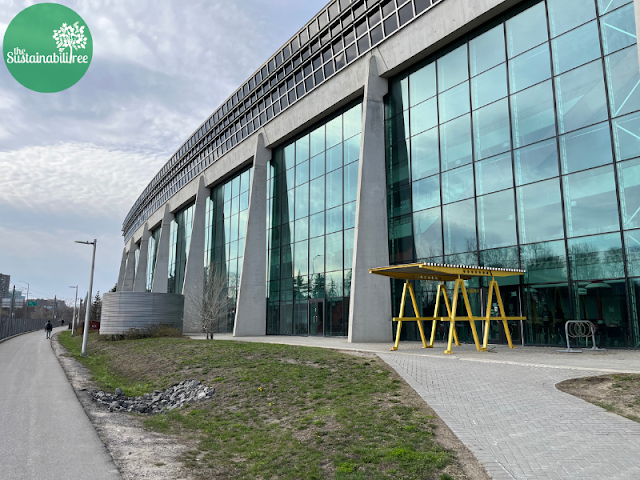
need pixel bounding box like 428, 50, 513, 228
385, 0, 640, 347
204, 167, 252, 332
266, 102, 362, 336
167, 204, 194, 294
145, 227, 161, 292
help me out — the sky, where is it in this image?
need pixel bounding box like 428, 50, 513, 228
0, 0, 327, 304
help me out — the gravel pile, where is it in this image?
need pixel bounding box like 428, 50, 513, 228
91, 379, 215, 415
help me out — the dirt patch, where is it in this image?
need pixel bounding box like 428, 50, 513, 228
51, 333, 195, 480
557, 373, 640, 422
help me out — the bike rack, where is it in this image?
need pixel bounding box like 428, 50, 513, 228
556, 320, 607, 353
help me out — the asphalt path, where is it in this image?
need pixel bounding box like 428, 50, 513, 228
0, 327, 120, 480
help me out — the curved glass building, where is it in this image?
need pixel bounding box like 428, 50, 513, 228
117, 0, 640, 348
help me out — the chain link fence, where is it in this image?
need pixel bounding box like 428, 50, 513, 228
0, 317, 51, 342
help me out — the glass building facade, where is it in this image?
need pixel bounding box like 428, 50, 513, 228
266, 103, 362, 336
204, 167, 253, 332
145, 227, 161, 292
167, 205, 195, 294
385, 0, 640, 347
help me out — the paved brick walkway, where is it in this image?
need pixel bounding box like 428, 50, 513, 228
196, 334, 640, 479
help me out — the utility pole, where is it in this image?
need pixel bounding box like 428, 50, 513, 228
19, 281, 30, 319
9, 285, 15, 319
70, 285, 78, 336
53, 295, 57, 325
75, 239, 97, 357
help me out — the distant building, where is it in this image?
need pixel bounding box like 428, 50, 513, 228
2, 290, 24, 309
0, 273, 10, 301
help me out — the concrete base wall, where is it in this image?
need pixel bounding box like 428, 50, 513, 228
100, 292, 184, 335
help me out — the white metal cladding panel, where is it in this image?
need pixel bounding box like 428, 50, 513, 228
100, 292, 184, 335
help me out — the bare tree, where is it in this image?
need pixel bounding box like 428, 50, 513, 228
186, 265, 235, 339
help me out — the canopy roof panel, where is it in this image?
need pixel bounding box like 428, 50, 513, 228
370, 262, 525, 281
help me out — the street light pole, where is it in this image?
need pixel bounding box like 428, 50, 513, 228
76, 239, 97, 357
69, 285, 78, 337
19, 281, 29, 319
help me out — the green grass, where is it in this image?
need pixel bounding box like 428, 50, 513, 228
58, 331, 456, 479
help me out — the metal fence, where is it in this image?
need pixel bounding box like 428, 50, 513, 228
0, 317, 50, 342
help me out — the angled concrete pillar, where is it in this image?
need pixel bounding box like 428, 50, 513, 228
182, 177, 210, 332
348, 54, 392, 343
234, 132, 270, 336
133, 223, 151, 292
116, 247, 127, 291
122, 239, 138, 292
151, 205, 174, 293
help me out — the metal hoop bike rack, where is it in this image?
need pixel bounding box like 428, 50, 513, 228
557, 320, 607, 353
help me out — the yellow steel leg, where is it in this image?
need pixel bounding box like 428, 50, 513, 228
494, 283, 516, 349
407, 282, 428, 348
483, 280, 494, 350
428, 284, 442, 347
460, 280, 482, 351
391, 281, 409, 351
445, 279, 460, 354
392, 319, 403, 351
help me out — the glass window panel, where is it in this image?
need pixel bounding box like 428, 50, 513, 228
410, 97, 438, 135
440, 114, 473, 170
520, 240, 568, 284
478, 189, 518, 249
343, 104, 362, 139
284, 143, 295, 170
437, 44, 469, 92
295, 135, 309, 164
511, 80, 557, 148
475, 152, 514, 195
326, 168, 343, 208
344, 134, 361, 164
230, 214, 239, 242
600, 4, 637, 55
506, 2, 549, 58
471, 64, 507, 110
509, 44, 551, 93
344, 201, 356, 230
310, 236, 324, 274
514, 139, 560, 185
555, 60, 609, 134
326, 115, 343, 149
285, 167, 295, 191
344, 229, 355, 270
551, 21, 601, 75
568, 233, 624, 280
413, 207, 443, 258
517, 178, 564, 243
442, 164, 474, 204
548, 0, 596, 38
386, 110, 410, 147
444, 251, 478, 267
325, 272, 343, 298
296, 160, 309, 185
344, 160, 359, 203
295, 183, 309, 220
605, 45, 640, 118
564, 165, 619, 237
387, 141, 410, 187
231, 195, 239, 215
240, 169, 251, 193
310, 152, 325, 180
410, 62, 436, 106
411, 127, 439, 181
240, 191, 249, 211
618, 158, 640, 229
309, 176, 324, 215
469, 25, 506, 76
325, 231, 343, 272
625, 230, 640, 276
386, 76, 409, 118
412, 175, 440, 211
310, 125, 325, 156
560, 122, 613, 174
439, 81, 470, 123
473, 98, 511, 160
295, 218, 308, 243
310, 211, 325, 238
294, 240, 309, 281
389, 183, 412, 218
613, 111, 640, 161
326, 205, 343, 234
443, 198, 477, 254
326, 143, 343, 172
597, 0, 632, 15
389, 215, 415, 263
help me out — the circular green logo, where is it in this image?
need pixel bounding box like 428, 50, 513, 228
3, 3, 93, 93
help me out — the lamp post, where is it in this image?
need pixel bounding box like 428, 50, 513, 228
75, 239, 97, 357
69, 285, 78, 337
19, 281, 29, 319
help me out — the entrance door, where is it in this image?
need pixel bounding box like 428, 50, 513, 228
309, 299, 324, 336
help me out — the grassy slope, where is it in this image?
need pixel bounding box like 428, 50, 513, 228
59, 332, 456, 480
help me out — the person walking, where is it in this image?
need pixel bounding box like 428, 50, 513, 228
45, 320, 53, 339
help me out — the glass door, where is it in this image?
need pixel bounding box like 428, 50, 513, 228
309, 299, 324, 336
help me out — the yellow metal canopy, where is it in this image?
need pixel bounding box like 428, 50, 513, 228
370, 262, 526, 354
370, 262, 525, 281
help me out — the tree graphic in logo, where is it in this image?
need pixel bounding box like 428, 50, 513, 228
52, 22, 87, 58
